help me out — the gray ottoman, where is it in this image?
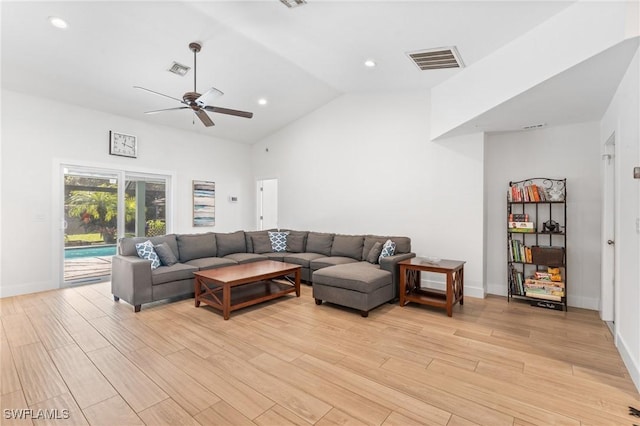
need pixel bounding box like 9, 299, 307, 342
312, 262, 393, 317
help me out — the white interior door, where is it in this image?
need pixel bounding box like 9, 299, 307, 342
257, 179, 278, 230
600, 134, 615, 323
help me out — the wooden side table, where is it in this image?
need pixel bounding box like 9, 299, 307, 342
399, 258, 465, 317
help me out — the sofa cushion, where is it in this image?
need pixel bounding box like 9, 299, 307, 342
177, 233, 216, 262
331, 235, 364, 260
151, 263, 198, 285
379, 239, 396, 263
135, 241, 161, 269
312, 263, 391, 293
306, 232, 334, 256
224, 253, 268, 264
366, 241, 383, 264
245, 230, 269, 253
268, 231, 289, 252
284, 252, 326, 268
310, 256, 358, 270
216, 231, 246, 257
184, 257, 236, 271
362, 235, 411, 259
282, 230, 307, 253
154, 242, 178, 266
264, 252, 288, 261
251, 234, 274, 254
120, 234, 179, 258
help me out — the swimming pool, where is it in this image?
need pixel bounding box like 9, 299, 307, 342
64, 245, 117, 259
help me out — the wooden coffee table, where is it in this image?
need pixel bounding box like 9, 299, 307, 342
399, 257, 465, 317
194, 260, 301, 320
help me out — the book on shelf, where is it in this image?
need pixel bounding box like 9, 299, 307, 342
509, 213, 529, 222
509, 239, 533, 263
509, 266, 525, 295
524, 278, 565, 290
509, 228, 536, 233
524, 279, 565, 300
508, 221, 534, 229
531, 184, 541, 202
525, 292, 562, 302
508, 183, 553, 203
539, 267, 563, 282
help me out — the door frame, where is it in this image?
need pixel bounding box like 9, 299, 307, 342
600, 133, 616, 324
256, 177, 278, 230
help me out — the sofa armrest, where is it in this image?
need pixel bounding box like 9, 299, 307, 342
380, 252, 416, 298
111, 255, 153, 308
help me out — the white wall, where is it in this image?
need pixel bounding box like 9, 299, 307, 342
431, 0, 635, 139
484, 122, 603, 309
601, 47, 640, 390
251, 90, 486, 297
1, 89, 254, 297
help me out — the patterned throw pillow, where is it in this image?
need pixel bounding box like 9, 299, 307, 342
378, 239, 396, 263
268, 231, 289, 253
135, 240, 161, 269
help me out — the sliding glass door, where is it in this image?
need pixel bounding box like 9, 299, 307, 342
63, 168, 120, 284
124, 175, 167, 238
62, 166, 171, 285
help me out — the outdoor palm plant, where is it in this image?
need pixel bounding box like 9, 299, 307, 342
67, 188, 135, 243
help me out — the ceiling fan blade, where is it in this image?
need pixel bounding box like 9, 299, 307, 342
204, 106, 254, 119
194, 109, 215, 127
144, 107, 190, 115
195, 87, 224, 108
134, 86, 186, 104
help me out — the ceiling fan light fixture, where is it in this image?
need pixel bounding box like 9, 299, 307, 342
48, 16, 68, 29
280, 0, 307, 8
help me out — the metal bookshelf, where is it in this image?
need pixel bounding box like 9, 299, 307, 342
507, 178, 567, 311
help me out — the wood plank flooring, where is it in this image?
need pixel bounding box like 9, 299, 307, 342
1, 282, 638, 425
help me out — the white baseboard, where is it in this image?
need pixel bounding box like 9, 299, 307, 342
567, 295, 600, 310
421, 278, 485, 299
485, 282, 600, 310
0, 280, 57, 298
616, 333, 640, 393
487, 282, 507, 297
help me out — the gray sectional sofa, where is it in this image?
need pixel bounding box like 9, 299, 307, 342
111, 230, 414, 315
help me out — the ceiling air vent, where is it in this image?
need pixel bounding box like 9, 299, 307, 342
407, 46, 464, 71
522, 123, 547, 130
167, 62, 190, 77
280, 0, 306, 8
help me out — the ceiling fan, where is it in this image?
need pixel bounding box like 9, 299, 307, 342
134, 42, 253, 127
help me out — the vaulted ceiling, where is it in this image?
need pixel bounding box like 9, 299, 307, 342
4, 1, 619, 144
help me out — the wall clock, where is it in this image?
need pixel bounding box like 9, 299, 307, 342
109, 131, 137, 158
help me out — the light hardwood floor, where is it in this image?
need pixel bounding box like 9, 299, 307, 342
1, 282, 638, 425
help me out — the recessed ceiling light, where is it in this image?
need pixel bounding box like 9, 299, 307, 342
258, 98, 268, 106
364, 59, 376, 68
48, 16, 68, 29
